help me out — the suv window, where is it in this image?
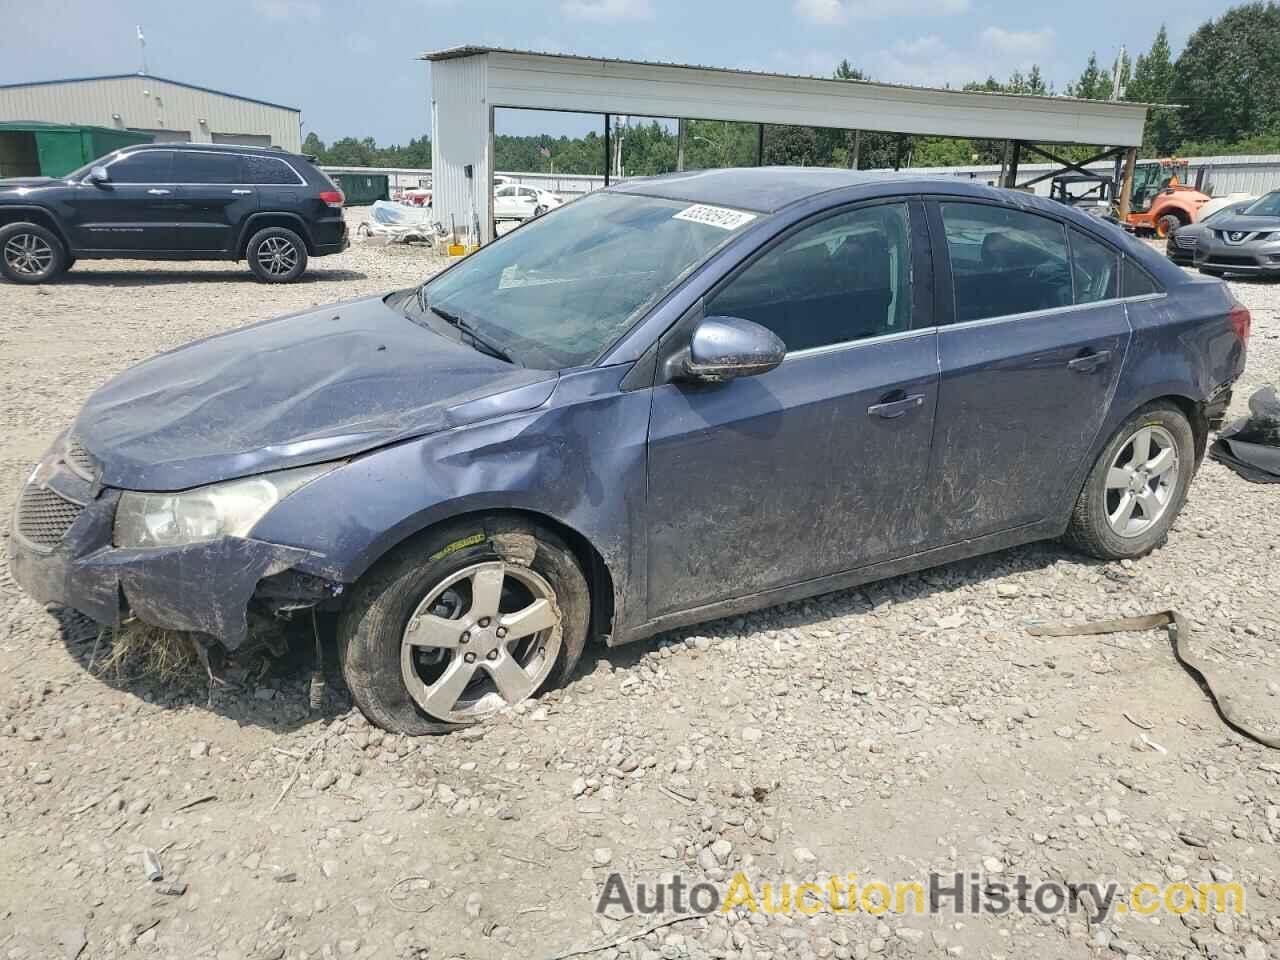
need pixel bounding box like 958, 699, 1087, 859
1069, 228, 1119, 303
707, 202, 912, 353
173, 151, 242, 184
940, 202, 1071, 322
244, 154, 302, 185
108, 151, 174, 184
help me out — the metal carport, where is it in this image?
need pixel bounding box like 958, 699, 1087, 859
421, 46, 1151, 245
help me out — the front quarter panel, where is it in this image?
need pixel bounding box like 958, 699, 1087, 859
248, 365, 651, 636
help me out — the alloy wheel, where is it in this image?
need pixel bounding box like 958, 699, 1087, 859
257, 236, 298, 276
401, 561, 561, 722
1104, 424, 1180, 538
3, 232, 54, 277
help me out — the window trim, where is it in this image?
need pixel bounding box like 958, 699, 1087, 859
926, 195, 1166, 327
84, 148, 307, 187
1066, 224, 1120, 305
700, 196, 928, 357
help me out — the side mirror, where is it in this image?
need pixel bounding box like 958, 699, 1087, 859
683, 316, 786, 382
88, 165, 110, 184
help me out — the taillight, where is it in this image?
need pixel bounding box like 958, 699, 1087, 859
1228, 299, 1251, 342
319, 190, 344, 208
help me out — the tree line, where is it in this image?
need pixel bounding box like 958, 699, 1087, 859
302, 1, 1280, 176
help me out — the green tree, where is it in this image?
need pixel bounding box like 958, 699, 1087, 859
1067, 52, 1114, 100
302, 132, 326, 157
1126, 25, 1178, 154
1169, 2, 1280, 146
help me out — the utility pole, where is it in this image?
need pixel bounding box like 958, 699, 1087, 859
1110, 45, 1127, 100
137, 25, 148, 75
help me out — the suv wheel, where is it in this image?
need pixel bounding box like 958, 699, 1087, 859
246, 226, 308, 283
1063, 402, 1196, 560
337, 518, 590, 735
0, 223, 68, 284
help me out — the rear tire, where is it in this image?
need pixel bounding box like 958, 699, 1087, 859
1063, 403, 1195, 560
246, 226, 307, 283
337, 518, 590, 735
0, 222, 67, 284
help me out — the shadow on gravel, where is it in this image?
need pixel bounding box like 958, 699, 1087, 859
50, 539, 1093, 733
40, 268, 369, 287
51, 606, 350, 735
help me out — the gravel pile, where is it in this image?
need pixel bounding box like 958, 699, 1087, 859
0, 223, 1277, 959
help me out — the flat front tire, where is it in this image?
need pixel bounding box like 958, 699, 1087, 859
337, 518, 590, 735
246, 226, 308, 283
0, 222, 67, 284
1063, 403, 1196, 560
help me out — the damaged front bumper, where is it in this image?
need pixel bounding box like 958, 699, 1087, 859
9, 444, 332, 649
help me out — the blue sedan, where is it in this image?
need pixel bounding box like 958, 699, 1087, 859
10, 168, 1250, 733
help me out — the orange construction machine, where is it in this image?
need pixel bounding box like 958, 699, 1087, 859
1123, 158, 1211, 237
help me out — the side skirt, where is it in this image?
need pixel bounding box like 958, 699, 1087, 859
610, 518, 1064, 647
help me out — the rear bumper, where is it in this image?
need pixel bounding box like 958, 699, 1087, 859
312, 218, 349, 257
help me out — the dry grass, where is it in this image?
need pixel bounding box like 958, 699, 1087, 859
92, 622, 206, 684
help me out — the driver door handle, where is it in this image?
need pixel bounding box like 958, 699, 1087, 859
867, 394, 926, 419
1067, 349, 1113, 374
146, 188, 171, 195
231, 189, 254, 195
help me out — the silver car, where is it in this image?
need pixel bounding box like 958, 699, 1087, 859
1194, 190, 1280, 278
1165, 200, 1252, 266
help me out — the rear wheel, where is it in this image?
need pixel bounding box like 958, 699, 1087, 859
246, 226, 307, 283
1063, 403, 1195, 560
337, 518, 590, 734
0, 222, 67, 284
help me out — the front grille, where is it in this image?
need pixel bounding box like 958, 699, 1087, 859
1174, 234, 1198, 250
64, 438, 98, 479
15, 485, 83, 548
1207, 255, 1259, 267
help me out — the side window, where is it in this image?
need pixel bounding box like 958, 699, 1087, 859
1069, 228, 1119, 304
521, 187, 539, 200
244, 155, 301, 185
173, 152, 242, 185
707, 202, 912, 353
495, 186, 514, 198
1122, 259, 1161, 297
108, 151, 173, 184
940, 202, 1072, 322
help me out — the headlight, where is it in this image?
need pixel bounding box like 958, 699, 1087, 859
113, 463, 334, 549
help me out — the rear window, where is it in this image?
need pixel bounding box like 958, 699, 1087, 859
244, 155, 304, 185
173, 151, 242, 184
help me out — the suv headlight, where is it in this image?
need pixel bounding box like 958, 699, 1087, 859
113, 463, 334, 549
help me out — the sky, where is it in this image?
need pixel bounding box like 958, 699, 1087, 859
0, 0, 1243, 144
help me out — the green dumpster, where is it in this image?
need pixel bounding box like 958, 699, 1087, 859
330, 172, 390, 206
0, 122, 153, 178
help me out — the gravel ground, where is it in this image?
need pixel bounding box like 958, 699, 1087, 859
0, 218, 1278, 960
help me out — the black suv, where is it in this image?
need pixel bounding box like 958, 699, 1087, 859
0, 143, 348, 284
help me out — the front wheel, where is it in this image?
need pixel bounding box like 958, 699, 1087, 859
1063, 403, 1196, 560
337, 519, 590, 734
0, 222, 68, 284
1155, 214, 1183, 238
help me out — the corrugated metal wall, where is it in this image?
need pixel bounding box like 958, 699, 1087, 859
431, 57, 491, 243
0, 77, 300, 152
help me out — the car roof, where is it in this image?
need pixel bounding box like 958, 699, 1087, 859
121, 142, 303, 160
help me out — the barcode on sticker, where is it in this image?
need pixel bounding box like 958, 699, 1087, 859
673, 204, 757, 230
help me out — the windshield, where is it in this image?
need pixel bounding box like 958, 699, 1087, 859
418, 192, 759, 369
1243, 191, 1280, 217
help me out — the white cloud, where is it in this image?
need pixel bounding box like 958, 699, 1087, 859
561, 0, 654, 21
980, 26, 1054, 57
793, 0, 968, 23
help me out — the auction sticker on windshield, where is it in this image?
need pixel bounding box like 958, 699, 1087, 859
673, 204, 758, 230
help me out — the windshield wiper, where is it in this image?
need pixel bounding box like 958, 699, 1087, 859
428, 303, 522, 367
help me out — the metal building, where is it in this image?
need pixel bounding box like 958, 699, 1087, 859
0, 74, 301, 153
421, 46, 1151, 245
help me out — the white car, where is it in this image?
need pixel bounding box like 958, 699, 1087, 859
494, 184, 563, 221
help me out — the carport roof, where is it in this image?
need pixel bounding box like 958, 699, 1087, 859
420, 47, 1151, 147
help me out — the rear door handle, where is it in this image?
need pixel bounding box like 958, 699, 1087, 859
1067, 349, 1113, 373
231, 189, 254, 195
867, 394, 926, 419
146, 188, 171, 195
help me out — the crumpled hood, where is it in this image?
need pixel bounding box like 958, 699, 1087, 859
1209, 214, 1280, 236
73, 294, 557, 491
